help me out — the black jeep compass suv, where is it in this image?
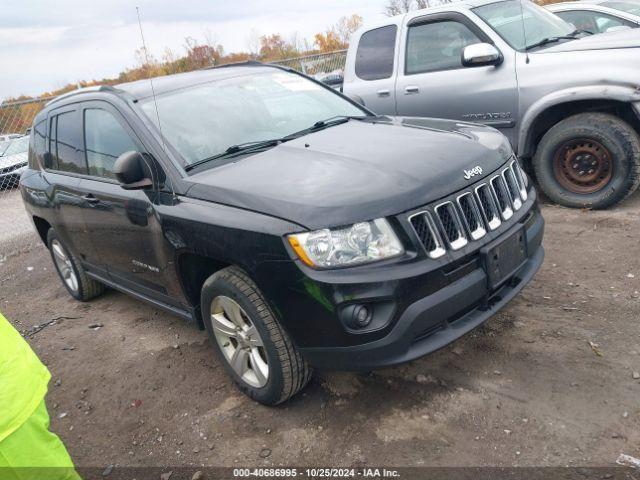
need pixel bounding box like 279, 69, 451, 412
20, 63, 544, 405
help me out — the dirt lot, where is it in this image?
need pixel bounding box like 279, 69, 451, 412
0, 188, 639, 469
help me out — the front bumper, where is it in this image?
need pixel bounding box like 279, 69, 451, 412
301, 239, 543, 370
254, 181, 544, 371
292, 201, 544, 370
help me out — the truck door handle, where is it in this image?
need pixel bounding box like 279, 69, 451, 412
377, 89, 391, 97
404, 86, 420, 95
82, 194, 99, 204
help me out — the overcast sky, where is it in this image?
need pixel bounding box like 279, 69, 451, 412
1, 0, 385, 100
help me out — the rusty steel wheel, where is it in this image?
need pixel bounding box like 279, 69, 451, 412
534, 113, 640, 209
553, 138, 613, 194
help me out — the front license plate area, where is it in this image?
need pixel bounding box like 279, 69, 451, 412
482, 227, 527, 290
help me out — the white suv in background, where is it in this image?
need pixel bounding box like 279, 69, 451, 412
547, 0, 640, 33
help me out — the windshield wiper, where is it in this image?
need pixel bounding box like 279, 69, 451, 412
313, 115, 368, 128
525, 35, 578, 51
185, 138, 284, 172
280, 115, 370, 142
185, 115, 371, 172
571, 28, 593, 36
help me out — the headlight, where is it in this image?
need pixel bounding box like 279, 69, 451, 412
287, 218, 404, 268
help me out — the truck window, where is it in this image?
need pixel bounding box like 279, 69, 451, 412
406, 21, 482, 75
602, 1, 640, 14
555, 10, 636, 33
51, 111, 86, 174
355, 25, 397, 81
84, 109, 138, 180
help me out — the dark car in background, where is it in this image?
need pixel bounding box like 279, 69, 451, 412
20, 64, 543, 404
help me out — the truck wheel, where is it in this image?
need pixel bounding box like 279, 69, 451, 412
201, 266, 312, 405
47, 229, 105, 301
533, 113, 640, 209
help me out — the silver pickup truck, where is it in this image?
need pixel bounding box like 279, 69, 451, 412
342, 0, 640, 209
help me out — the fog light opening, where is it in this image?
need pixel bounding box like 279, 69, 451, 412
352, 305, 372, 328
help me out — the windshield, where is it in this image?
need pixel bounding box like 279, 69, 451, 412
140, 70, 366, 166
603, 0, 640, 14
3, 136, 29, 156
474, 0, 575, 50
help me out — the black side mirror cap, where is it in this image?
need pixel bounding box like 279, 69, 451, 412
113, 151, 153, 190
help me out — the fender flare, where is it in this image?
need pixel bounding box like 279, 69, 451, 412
518, 84, 640, 158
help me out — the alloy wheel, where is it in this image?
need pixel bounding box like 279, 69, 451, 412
210, 295, 269, 388
51, 239, 79, 293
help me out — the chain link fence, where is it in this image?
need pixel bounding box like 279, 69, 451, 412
271, 50, 347, 86
0, 97, 52, 259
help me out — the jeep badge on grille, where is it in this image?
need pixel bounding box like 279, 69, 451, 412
464, 166, 483, 180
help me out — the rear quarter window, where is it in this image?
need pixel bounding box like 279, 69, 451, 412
29, 120, 46, 169
355, 25, 398, 81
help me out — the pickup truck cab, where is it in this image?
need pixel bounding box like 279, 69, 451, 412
20, 64, 543, 404
343, 0, 640, 209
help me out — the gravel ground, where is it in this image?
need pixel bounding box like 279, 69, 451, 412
0, 188, 37, 258
0, 189, 639, 469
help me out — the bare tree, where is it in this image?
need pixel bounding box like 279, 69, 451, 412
245, 28, 262, 59
335, 14, 363, 45
384, 0, 413, 16
385, 0, 453, 16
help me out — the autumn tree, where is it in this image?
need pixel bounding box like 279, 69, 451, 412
258, 34, 299, 61
314, 14, 363, 52
184, 36, 224, 68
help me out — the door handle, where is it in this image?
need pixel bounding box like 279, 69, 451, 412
404, 86, 420, 95
82, 194, 99, 204
377, 89, 391, 97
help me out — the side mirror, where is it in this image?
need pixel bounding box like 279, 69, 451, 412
462, 43, 503, 67
113, 151, 153, 190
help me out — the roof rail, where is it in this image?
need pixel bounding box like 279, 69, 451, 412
45, 85, 120, 107
202, 60, 267, 71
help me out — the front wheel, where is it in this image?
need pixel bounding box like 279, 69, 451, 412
201, 266, 312, 405
47, 229, 105, 301
533, 113, 640, 209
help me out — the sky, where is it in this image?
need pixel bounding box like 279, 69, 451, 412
0, 0, 386, 100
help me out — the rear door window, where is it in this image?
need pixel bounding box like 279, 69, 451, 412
355, 25, 398, 81
84, 108, 138, 180
51, 110, 86, 174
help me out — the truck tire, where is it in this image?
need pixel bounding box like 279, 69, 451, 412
201, 266, 312, 405
47, 229, 105, 301
533, 113, 640, 209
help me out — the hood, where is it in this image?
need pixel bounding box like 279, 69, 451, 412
541, 28, 640, 53
184, 117, 513, 230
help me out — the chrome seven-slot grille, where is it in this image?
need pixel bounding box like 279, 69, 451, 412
409, 160, 529, 259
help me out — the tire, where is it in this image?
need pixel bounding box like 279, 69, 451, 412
533, 113, 640, 209
201, 266, 312, 405
47, 229, 105, 301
